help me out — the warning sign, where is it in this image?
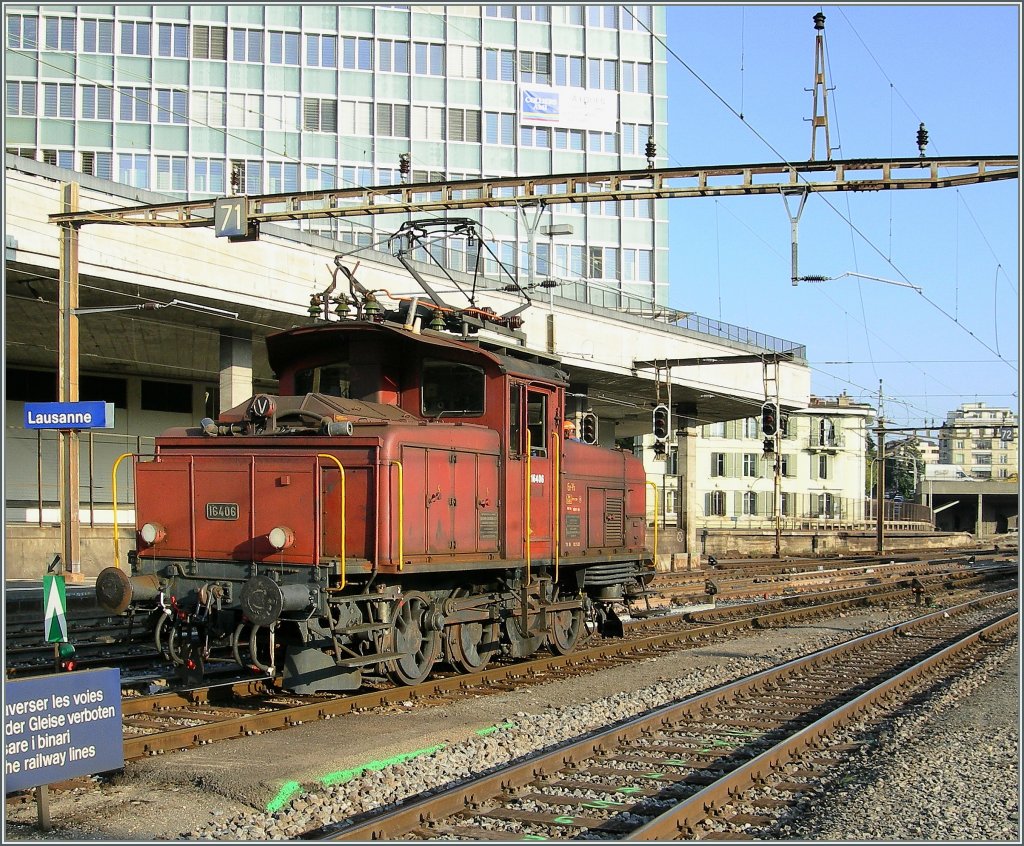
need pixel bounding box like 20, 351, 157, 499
4, 668, 123, 794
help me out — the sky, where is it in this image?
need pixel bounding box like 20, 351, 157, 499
661, 3, 1020, 430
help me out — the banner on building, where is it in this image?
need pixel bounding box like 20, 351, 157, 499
519, 85, 618, 130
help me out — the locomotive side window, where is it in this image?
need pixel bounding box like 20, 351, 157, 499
509, 383, 523, 457
295, 363, 350, 398
527, 390, 547, 456
421, 359, 484, 417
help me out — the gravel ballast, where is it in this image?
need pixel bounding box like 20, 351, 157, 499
3, 605, 1018, 842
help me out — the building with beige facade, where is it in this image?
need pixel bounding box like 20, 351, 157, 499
938, 402, 1018, 480
645, 393, 881, 530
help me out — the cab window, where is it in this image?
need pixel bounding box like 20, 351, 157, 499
421, 359, 485, 417
527, 390, 547, 456
296, 362, 350, 398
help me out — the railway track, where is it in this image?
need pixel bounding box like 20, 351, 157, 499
113, 565, 1014, 761
314, 590, 1018, 841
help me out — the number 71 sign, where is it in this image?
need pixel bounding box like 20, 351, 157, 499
214, 196, 257, 241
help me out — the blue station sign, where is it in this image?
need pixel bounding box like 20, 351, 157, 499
4, 668, 123, 794
24, 401, 114, 430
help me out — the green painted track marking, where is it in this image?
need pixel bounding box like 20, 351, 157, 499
615, 786, 642, 794
665, 758, 690, 766
266, 781, 301, 814
553, 816, 576, 825
582, 799, 625, 809
641, 771, 665, 779
265, 721, 518, 812
523, 835, 549, 841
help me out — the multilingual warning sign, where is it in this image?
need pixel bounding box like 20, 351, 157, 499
4, 668, 123, 794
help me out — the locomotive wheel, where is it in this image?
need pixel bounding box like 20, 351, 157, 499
546, 592, 584, 655
444, 590, 500, 674
385, 591, 441, 685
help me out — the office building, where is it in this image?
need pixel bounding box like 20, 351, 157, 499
939, 402, 1018, 480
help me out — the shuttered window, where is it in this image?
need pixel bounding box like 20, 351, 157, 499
339, 101, 372, 136
81, 85, 112, 120
303, 98, 337, 132
155, 89, 187, 124
227, 93, 262, 129
193, 25, 226, 60
82, 19, 113, 54
42, 82, 74, 118
231, 28, 262, 62
120, 22, 151, 55
376, 103, 410, 137
156, 23, 189, 58
484, 48, 515, 81
43, 17, 75, 50
6, 81, 36, 116
447, 108, 480, 142
378, 39, 409, 73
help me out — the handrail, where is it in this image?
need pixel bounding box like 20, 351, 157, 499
551, 430, 560, 585
646, 480, 659, 566
317, 454, 347, 589
525, 430, 532, 587
384, 459, 405, 572
110, 452, 135, 570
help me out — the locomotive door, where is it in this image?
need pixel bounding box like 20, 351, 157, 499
525, 386, 555, 563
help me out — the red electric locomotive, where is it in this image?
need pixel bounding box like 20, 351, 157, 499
96, 316, 653, 691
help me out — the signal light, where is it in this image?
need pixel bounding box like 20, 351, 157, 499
580, 412, 598, 445
761, 402, 779, 437
58, 642, 76, 671
652, 404, 670, 443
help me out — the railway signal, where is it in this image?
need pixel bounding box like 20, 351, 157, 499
652, 404, 670, 443
761, 401, 779, 437
580, 412, 598, 445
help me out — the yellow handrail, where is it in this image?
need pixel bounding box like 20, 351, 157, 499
317, 454, 347, 589
110, 452, 134, 570
384, 459, 404, 571
525, 429, 531, 587
646, 480, 659, 568
551, 431, 560, 584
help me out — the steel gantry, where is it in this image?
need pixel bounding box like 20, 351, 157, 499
49, 155, 1018, 229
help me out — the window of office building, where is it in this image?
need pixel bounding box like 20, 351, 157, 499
447, 108, 480, 142
156, 22, 189, 58
484, 6, 515, 19
6, 81, 36, 116
587, 130, 617, 153
191, 91, 225, 126
484, 48, 515, 81
155, 155, 187, 191
412, 104, 445, 140
80, 151, 112, 179
342, 36, 373, 70
193, 25, 226, 60
231, 28, 262, 62
520, 125, 550, 148
118, 87, 150, 122
303, 97, 338, 132
378, 39, 408, 72
265, 95, 300, 131
120, 21, 151, 55
519, 5, 551, 22
43, 16, 75, 50
8, 14, 38, 50
268, 30, 300, 65
587, 6, 617, 28
305, 33, 337, 67
268, 162, 299, 193
193, 158, 224, 193
622, 248, 653, 282
376, 102, 410, 137
229, 159, 262, 194
42, 82, 74, 118
117, 153, 149, 189
41, 149, 73, 168
553, 54, 584, 88
447, 44, 479, 78
414, 42, 444, 76
81, 85, 112, 120
485, 111, 515, 145
520, 51, 551, 84
587, 58, 617, 90
554, 127, 585, 150
621, 6, 654, 30
620, 61, 652, 94
155, 89, 187, 124
227, 93, 262, 129
82, 19, 113, 54
304, 164, 336, 190
621, 122, 652, 156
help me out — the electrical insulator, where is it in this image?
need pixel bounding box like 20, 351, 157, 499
916, 123, 929, 157
580, 412, 598, 445
645, 136, 657, 169
761, 401, 779, 437
652, 404, 670, 443
399, 152, 411, 181
230, 164, 241, 195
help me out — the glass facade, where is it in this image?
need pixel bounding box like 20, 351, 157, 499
4, 3, 669, 306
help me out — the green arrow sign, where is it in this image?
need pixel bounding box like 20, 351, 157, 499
43, 574, 67, 643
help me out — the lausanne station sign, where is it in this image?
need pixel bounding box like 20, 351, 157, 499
24, 401, 114, 429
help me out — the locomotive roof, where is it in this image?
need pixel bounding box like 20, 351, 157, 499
268, 320, 569, 387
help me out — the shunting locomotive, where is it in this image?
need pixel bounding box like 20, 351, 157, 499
95, 226, 654, 692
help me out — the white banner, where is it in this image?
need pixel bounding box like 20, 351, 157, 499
519, 85, 618, 131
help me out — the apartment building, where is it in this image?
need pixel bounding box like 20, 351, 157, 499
645, 394, 876, 528
4, 3, 669, 307
939, 402, 1019, 480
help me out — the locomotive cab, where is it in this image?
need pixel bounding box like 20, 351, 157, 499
97, 319, 653, 691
